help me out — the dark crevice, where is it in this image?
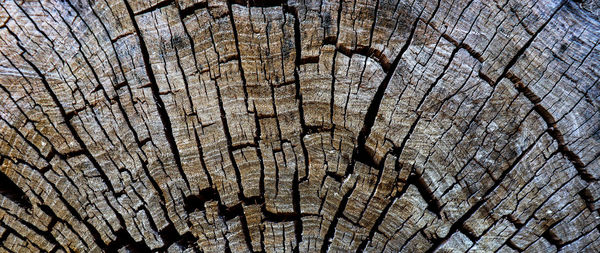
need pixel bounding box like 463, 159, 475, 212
226, 0, 250, 110
209, 4, 254, 247
184, 188, 220, 213
35, 206, 73, 252
156, 224, 197, 250
0, 165, 32, 210
325, 171, 344, 183
174, 0, 215, 190
478, 71, 495, 86
231, 142, 259, 151
110, 32, 134, 43
251, 106, 266, 201
185, 189, 255, 250
493, 0, 566, 87
506, 214, 525, 229
322, 43, 392, 73
388, 38, 463, 162
56, 5, 142, 170
425, 132, 545, 253
218, 203, 245, 221
505, 239, 523, 252
165, 6, 215, 191
508, 72, 594, 182
104, 229, 151, 252
439, 33, 484, 63
262, 209, 303, 222
212, 78, 254, 250
7, 18, 120, 196
136, 153, 173, 225
538, 215, 567, 250
299, 56, 319, 64
407, 173, 442, 218
458, 225, 478, 242
202, 17, 256, 243
179, 2, 209, 19
324, 3, 432, 251
356, 164, 413, 252
0, 221, 31, 251
304, 125, 333, 135
171, 232, 200, 251
0, 0, 592, 252
354, 152, 391, 226
541, 229, 563, 250
0, 127, 107, 249
319, 179, 357, 253
192, 127, 214, 188
352, 7, 423, 171
327, 0, 344, 136
283, 4, 305, 251
134, 0, 175, 16
230, 0, 286, 8
156, 229, 200, 252
123, 0, 192, 191
413, 40, 462, 115
579, 188, 595, 211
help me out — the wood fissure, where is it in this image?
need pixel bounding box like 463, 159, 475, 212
0, 0, 598, 252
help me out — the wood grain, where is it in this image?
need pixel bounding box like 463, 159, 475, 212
0, 0, 598, 252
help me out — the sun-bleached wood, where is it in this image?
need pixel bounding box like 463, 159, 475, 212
0, 0, 599, 252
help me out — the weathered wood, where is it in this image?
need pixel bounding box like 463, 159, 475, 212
0, 0, 598, 252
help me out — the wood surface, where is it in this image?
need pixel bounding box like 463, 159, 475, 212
0, 0, 599, 252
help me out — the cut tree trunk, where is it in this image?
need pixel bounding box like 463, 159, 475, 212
0, 0, 599, 252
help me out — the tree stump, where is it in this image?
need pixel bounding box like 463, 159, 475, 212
0, 0, 599, 252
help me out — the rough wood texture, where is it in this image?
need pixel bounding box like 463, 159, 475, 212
0, 0, 598, 252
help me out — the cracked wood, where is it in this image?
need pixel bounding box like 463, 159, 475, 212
0, 0, 599, 252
